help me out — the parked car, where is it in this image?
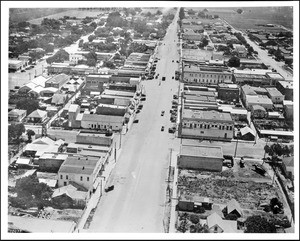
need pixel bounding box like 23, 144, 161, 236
136, 109, 140, 114
105, 185, 114, 192
140, 97, 146, 101
133, 119, 139, 123
21, 69, 26, 72
162, 77, 166, 81
173, 95, 178, 99
161, 126, 164, 131
161, 111, 165, 116
168, 127, 176, 133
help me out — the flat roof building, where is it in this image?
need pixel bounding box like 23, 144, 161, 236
178, 145, 224, 172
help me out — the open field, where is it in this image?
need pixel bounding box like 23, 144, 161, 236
206, 7, 293, 30
28, 9, 105, 25
9, 8, 69, 23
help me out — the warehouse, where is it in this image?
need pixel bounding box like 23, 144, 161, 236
177, 145, 224, 172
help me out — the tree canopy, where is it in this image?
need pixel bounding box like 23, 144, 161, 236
16, 98, 39, 115
8, 123, 25, 142
245, 216, 276, 233
227, 56, 240, 67
46, 49, 69, 64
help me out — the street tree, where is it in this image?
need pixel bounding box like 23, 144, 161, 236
179, 7, 185, 20
227, 56, 240, 67
8, 123, 25, 142
16, 98, 39, 115
26, 129, 35, 142
245, 215, 276, 233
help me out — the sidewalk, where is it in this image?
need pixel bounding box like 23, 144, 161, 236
168, 150, 179, 233
75, 146, 123, 232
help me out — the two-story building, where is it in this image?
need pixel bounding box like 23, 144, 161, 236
45, 74, 70, 90
8, 109, 27, 123
266, 87, 285, 104
183, 64, 233, 86
57, 155, 105, 196
180, 109, 234, 140
217, 83, 240, 102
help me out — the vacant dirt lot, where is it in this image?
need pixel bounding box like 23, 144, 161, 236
178, 169, 280, 210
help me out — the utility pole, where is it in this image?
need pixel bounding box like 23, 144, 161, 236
114, 141, 117, 162
119, 131, 121, 149
234, 133, 239, 158
168, 148, 173, 202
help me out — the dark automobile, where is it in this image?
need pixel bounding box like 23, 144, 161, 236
161, 126, 164, 131
162, 77, 166, 81
133, 119, 139, 123
105, 185, 114, 192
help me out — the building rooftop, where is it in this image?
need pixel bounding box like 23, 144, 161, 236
266, 72, 285, 80
69, 104, 79, 113
182, 109, 233, 122
81, 113, 124, 123
39, 153, 69, 160
27, 109, 47, 118
247, 95, 273, 105
218, 83, 239, 89
266, 87, 284, 97
180, 145, 223, 159
58, 155, 102, 175
278, 81, 293, 89
234, 72, 268, 79
46, 73, 69, 84
8, 109, 26, 116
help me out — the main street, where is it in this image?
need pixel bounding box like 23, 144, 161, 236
87, 12, 181, 233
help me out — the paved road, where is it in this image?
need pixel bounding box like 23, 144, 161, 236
221, 19, 293, 80
9, 59, 47, 90
87, 12, 181, 233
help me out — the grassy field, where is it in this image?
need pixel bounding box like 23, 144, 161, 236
28, 9, 105, 25
206, 7, 293, 31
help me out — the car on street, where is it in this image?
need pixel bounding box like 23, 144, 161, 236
162, 77, 166, 81
140, 97, 146, 101
168, 126, 176, 133
21, 69, 26, 72
133, 119, 139, 123
176, 60, 179, 63
137, 105, 143, 109
173, 95, 178, 99
136, 109, 140, 114
105, 185, 114, 192
161, 126, 164, 131
172, 60, 174, 62
161, 111, 165, 116
172, 76, 174, 79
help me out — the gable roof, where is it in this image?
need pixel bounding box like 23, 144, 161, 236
51, 93, 67, 105
207, 212, 223, 229
226, 199, 243, 216
207, 212, 237, 233
240, 126, 255, 137
8, 109, 26, 117
27, 109, 47, 118
32, 136, 55, 145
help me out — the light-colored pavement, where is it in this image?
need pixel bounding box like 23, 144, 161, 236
9, 59, 47, 90
87, 13, 181, 233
